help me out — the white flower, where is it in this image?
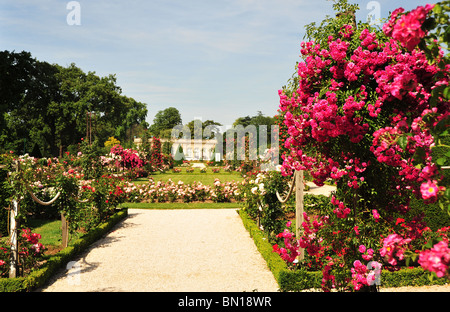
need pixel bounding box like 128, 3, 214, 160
258, 183, 266, 195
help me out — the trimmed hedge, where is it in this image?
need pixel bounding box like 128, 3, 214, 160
237, 209, 448, 291
0, 208, 128, 292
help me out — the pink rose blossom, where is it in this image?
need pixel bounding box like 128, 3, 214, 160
420, 180, 439, 202
419, 241, 450, 278
384, 4, 435, 51
372, 209, 380, 222
380, 234, 411, 265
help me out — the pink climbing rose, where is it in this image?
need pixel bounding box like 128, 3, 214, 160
419, 241, 450, 278
380, 234, 411, 265
384, 4, 435, 51
372, 209, 380, 222
420, 180, 439, 202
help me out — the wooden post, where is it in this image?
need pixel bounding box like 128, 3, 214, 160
86, 111, 89, 142
9, 199, 19, 278
61, 213, 69, 248
295, 170, 305, 261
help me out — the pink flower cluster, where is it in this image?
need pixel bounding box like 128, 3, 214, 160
110, 145, 145, 170
383, 5, 435, 51
331, 195, 351, 219
359, 244, 374, 261
322, 261, 336, 292
273, 221, 301, 263
379, 234, 411, 265
372, 209, 380, 222
279, 25, 392, 181
21, 228, 44, 255
280, 10, 448, 203
419, 241, 450, 278
298, 213, 326, 255
371, 110, 444, 203
351, 260, 382, 291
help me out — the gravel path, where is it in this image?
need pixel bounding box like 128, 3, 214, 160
38, 205, 450, 293
40, 209, 279, 292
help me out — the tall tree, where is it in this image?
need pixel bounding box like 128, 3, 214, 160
186, 119, 222, 139
149, 107, 182, 137
0, 50, 148, 156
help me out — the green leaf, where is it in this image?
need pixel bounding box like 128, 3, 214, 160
398, 135, 408, 150
444, 86, 450, 100
433, 4, 442, 14
445, 188, 450, 198
436, 157, 447, 166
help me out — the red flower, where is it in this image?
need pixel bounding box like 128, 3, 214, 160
384, 4, 435, 51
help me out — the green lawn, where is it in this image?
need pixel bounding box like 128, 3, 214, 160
26, 219, 62, 247
136, 168, 243, 186
27, 218, 83, 252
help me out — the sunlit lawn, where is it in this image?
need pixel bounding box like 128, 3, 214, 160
26, 219, 62, 247
135, 167, 244, 186
26, 218, 84, 253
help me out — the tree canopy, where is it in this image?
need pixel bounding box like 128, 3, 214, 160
148, 107, 182, 138
0, 50, 148, 157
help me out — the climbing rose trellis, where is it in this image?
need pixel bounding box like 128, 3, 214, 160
277, 2, 449, 291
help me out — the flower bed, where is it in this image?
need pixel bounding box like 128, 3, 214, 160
122, 178, 242, 203
238, 209, 448, 291
0, 209, 127, 292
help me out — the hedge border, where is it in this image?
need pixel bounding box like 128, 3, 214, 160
0, 208, 128, 292
237, 209, 448, 291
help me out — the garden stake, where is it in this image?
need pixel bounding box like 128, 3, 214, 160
276, 170, 305, 261
9, 199, 19, 278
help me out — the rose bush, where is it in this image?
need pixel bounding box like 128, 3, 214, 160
276, 0, 449, 290
239, 170, 289, 234
0, 227, 45, 278
120, 178, 242, 203
1, 149, 128, 237
110, 144, 145, 178
273, 221, 300, 266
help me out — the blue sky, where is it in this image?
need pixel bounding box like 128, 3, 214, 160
0, 0, 429, 127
